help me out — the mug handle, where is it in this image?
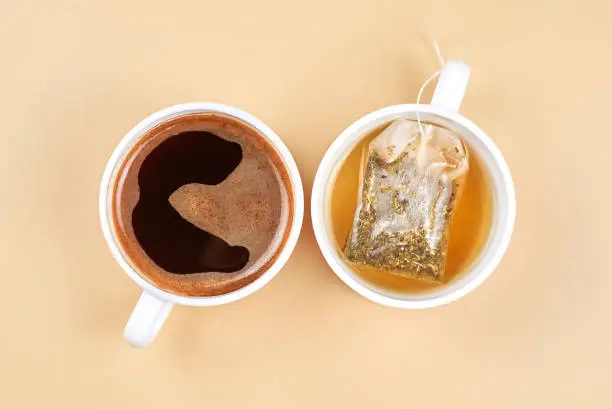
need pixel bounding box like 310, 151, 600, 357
431, 60, 471, 112
124, 291, 174, 348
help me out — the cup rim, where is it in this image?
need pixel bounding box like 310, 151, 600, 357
311, 104, 516, 309
99, 102, 304, 307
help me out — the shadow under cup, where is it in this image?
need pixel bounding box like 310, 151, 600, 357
312, 105, 515, 308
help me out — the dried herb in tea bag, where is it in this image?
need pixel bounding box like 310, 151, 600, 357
344, 119, 469, 282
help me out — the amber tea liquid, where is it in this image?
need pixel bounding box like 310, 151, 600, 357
331, 125, 493, 294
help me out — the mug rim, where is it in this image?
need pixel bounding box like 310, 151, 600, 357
311, 104, 516, 309
99, 102, 304, 307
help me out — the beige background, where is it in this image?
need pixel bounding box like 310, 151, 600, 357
1, 0, 610, 407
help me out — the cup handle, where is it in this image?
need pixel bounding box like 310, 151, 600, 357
124, 291, 174, 348
431, 60, 471, 112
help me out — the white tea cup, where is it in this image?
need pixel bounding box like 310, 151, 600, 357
100, 103, 304, 347
311, 61, 516, 308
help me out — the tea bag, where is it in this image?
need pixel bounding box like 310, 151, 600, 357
344, 119, 469, 282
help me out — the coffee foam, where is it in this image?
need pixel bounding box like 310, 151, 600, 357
112, 113, 293, 296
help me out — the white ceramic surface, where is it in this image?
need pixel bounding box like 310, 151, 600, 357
311, 62, 516, 309
100, 102, 304, 347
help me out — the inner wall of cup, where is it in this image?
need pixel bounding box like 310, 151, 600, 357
324, 111, 502, 301
103, 126, 158, 289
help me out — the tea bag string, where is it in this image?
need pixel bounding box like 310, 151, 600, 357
415, 40, 469, 179
415, 39, 445, 141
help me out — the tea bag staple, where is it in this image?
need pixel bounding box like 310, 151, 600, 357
344, 119, 469, 282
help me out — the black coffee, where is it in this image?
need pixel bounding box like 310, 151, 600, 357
112, 113, 293, 296
132, 131, 249, 274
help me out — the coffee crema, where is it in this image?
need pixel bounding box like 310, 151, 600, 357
112, 113, 293, 296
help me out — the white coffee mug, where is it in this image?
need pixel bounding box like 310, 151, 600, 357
100, 103, 304, 347
311, 61, 516, 308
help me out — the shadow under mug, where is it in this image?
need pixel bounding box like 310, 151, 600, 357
311, 62, 516, 308
99, 102, 304, 347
